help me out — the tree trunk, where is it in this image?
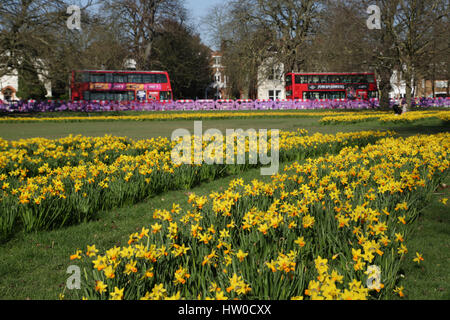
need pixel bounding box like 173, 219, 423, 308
403, 84, 412, 113
432, 78, 435, 98
378, 69, 392, 109
403, 66, 413, 113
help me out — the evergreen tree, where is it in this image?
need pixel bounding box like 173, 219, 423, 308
150, 19, 212, 99
16, 61, 47, 100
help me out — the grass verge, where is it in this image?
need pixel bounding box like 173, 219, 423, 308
393, 176, 450, 300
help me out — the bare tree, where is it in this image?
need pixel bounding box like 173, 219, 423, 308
202, 0, 320, 99
201, 3, 232, 51
308, 1, 372, 72
416, 15, 449, 98
0, 0, 68, 77
0, 0, 99, 98
242, 0, 321, 73
357, 0, 448, 110
103, 0, 186, 70
391, 0, 448, 110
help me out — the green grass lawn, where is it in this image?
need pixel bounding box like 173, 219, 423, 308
395, 177, 450, 300
0, 113, 448, 300
0, 115, 447, 140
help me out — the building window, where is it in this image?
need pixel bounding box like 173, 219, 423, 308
268, 90, 281, 100
268, 66, 282, 81
436, 81, 446, 88
213, 56, 222, 66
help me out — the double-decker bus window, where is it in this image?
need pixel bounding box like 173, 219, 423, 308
105, 73, 114, 83
329, 75, 341, 83
80, 72, 89, 82
160, 91, 171, 100
355, 75, 365, 83
129, 74, 142, 83
329, 91, 345, 99
295, 75, 308, 84
285, 74, 292, 86
142, 74, 155, 83
114, 74, 128, 83
75, 72, 85, 82
353, 75, 360, 83
319, 75, 328, 83
117, 92, 126, 101
91, 73, 105, 83
156, 74, 168, 83
367, 75, 375, 83
368, 91, 378, 98
105, 92, 114, 101
91, 92, 106, 100
85, 91, 138, 101
304, 92, 319, 100
313, 75, 321, 83
304, 91, 346, 100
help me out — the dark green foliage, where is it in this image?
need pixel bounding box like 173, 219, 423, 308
149, 19, 212, 100
16, 62, 47, 100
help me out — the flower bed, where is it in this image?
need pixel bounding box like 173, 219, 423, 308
65, 133, 449, 300
1, 97, 448, 114
320, 110, 450, 124
0, 130, 392, 240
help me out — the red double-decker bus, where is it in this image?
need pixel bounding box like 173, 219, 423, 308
285, 72, 378, 100
70, 70, 173, 102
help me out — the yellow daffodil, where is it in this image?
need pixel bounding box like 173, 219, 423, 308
413, 252, 424, 264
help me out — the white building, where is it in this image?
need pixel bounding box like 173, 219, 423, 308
211, 52, 227, 99
257, 59, 286, 100
389, 69, 416, 99
0, 70, 52, 102
389, 70, 406, 99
